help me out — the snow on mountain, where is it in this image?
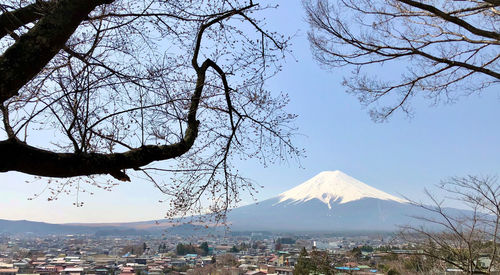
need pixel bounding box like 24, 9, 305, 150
277, 170, 407, 209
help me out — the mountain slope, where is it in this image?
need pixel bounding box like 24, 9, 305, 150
0, 219, 110, 234
277, 170, 407, 208
227, 197, 422, 231
0, 219, 212, 236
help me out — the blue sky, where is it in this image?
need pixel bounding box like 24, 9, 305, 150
0, 0, 498, 223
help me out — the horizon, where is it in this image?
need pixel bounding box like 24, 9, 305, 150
0, 169, 474, 225
1, 169, 407, 224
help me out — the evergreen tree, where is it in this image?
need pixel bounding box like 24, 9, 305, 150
199, 242, 209, 256
176, 243, 197, 255
294, 247, 312, 275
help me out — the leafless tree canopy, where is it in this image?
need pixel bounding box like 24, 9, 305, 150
304, 0, 499, 121
400, 176, 500, 274
0, 0, 301, 218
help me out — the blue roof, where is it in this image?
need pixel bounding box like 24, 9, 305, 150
335, 267, 360, 271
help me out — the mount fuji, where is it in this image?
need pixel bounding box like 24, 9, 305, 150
276, 170, 407, 208
226, 170, 429, 231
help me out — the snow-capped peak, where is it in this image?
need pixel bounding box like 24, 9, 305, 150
277, 170, 407, 209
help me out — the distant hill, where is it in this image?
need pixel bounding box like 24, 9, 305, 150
0, 219, 102, 234
0, 219, 216, 236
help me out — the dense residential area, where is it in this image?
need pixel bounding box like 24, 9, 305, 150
0, 232, 494, 275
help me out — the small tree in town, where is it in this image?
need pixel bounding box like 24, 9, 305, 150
399, 175, 500, 274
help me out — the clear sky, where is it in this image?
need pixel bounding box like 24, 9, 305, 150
0, 0, 498, 223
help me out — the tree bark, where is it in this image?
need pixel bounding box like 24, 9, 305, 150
0, 126, 197, 181
0, 0, 113, 103
0, 58, 213, 181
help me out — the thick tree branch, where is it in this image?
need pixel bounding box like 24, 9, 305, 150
0, 2, 54, 40
0, 37, 231, 181
0, 60, 212, 181
205, 59, 236, 132
396, 0, 500, 41
0, 0, 114, 103
411, 47, 500, 80
306, 0, 499, 119
0, 104, 15, 139
0, 137, 196, 181
192, 4, 255, 72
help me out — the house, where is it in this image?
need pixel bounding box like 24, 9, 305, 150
266, 267, 293, 275
62, 267, 84, 275
245, 271, 267, 275
0, 268, 17, 275
120, 266, 135, 275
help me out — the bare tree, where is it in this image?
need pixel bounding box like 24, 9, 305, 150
0, 0, 301, 218
304, 0, 499, 121
399, 176, 500, 274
